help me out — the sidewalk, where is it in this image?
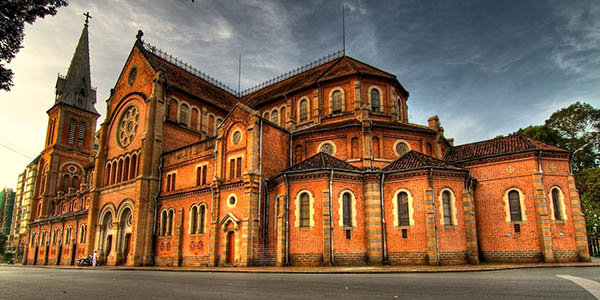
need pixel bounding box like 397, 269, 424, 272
19, 260, 600, 274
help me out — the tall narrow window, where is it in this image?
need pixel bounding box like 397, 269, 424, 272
300, 192, 310, 227
202, 165, 207, 185
372, 137, 380, 158
196, 167, 202, 186
264, 112, 270, 122
123, 157, 130, 181
236, 157, 242, 178
281, 106, 287, 125
229, 159, 235, 180
67, 119, 76, 145
117, 160, 123, 183
71, 176, 79, 190
198, 205, 206, 234
397, 192, 409, 226
180, 104, 189, 126
552, 188, 562, 220
166, 174, 172, 192
190, 206, 198, 234
371, 89, 380, 113
80, 225, 86, 244
130, 154, 137, 180
62, 174, 70, 192
442, 191, 452, 225
342, 193, 352, 227
208, 115, 215, 136
508, 190, 522, 222
77, 122, 86, 147
170, 173, 176, 191
161, 210, 167, 236
332, 90, 342, 113
351, 137, 359, 159
167, 210, 174, 236
272, 110, 279, 125
299, 99, 308, 122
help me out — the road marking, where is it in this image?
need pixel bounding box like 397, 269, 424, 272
557, 275, 600, 299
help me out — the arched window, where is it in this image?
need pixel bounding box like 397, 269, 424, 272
62, 174, 70, 192
130, 154, 137, 180
299, 99, 309, 122
271, 109, 279, 125
191, 107, 199, 130
371, 89, 380, 113
397, 192, 409, 226
67, 119, 76, 145
71, 176, 79, 190
216, 118, 223, 128
342, 192, 352, 227
190, 206, 198, 234
80, 225, 86, 244
117, 159, 123, 183
180, 104, 189, 126
264, 112, 270, 121
508, 190, 522, 222
105, 163, 111, 186
372, 137, 380, 158
77, 122, 86, 147
332, 90, 342, 113
552, 188, 562, 221
351, 137, 359, 159
199, 205, 206, 234
41, 231, 47, 246
442, 191, 452, 225
168, 99, 178, 121
123, 157, 130, 181
160, 210, 168, 236
167, 209, 174, 236
111, 161, 117, 185
426, 143, 433, 156
299, 192, 310, 227
281, 106, 287, 126
208, 115, 215, 136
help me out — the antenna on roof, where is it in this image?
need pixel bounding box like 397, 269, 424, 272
238, 53, 242, 96
342, 3, 346, 54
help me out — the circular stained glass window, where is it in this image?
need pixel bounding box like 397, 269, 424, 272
320, 143, 334, 155
117, 106, 139, 148
395, 141, 409, 156
229, 195, 237, 206
232, 131, 241, 145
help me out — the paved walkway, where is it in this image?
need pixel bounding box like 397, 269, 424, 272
19, 260, 600, 273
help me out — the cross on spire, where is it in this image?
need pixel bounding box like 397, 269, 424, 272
83, 12, 92, 26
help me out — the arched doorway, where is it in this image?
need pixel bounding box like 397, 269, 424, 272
100, 211, 113, 261
226, 231, 235, 264
117, 207, 133, 265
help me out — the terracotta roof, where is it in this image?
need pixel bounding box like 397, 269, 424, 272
284, 152, 362, 173
382, 151, 464, 172
242, 55, 404, 108
444, 134, 568, 163
139, 45, 239, 111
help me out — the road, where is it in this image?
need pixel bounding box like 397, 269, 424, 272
1, 265, 599, 299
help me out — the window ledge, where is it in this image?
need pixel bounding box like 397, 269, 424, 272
443, 225, 457, 230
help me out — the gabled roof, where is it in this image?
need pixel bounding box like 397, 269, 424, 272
137, 42, 239, 111
382, 151, 465, 172
284, 152, 362, 173
241, 55, 407, 108
444, 134, 568, 163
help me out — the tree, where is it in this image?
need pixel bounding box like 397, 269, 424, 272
578, 168, 600, 236
545, 102, 600, 173
0, 0, 69, 91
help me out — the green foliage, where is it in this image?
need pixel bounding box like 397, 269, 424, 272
517, 102, 600, 235
0, 0, 69, 91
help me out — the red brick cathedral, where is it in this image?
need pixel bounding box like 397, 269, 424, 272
24, 20, 590, 267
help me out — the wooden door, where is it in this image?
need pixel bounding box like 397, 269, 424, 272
227, 231, 235, 264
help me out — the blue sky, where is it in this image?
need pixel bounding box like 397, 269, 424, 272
0, 0, 599, 188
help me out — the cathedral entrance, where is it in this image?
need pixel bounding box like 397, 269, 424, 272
99, 211, 113, 263
227, 231, 235, 264
117, 207, 133, 265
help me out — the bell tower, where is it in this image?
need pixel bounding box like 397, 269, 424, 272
34, 14, 99, 220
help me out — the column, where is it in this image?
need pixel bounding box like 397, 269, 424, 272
568, 175, 591, 262
462, 190, 479, 264
364, 176, 383, 264
424, 188, 439, 265
532, 172, 555, 263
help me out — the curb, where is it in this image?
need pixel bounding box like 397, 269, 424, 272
14, 262, 600, 274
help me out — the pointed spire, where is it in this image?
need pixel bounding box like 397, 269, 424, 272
54, 14, 98, 115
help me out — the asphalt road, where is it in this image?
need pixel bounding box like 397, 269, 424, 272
1, 265, 599, 299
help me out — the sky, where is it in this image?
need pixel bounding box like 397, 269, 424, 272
1, 0, 599, 188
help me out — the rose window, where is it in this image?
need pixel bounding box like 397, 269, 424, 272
117, 106, 139, 148
395, 142, 409, 156
320, 143, 334, 155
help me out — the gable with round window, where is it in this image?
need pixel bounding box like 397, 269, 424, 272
318, 141, 336, 155
394, 140, 410, 157
231, 130, 242, 145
